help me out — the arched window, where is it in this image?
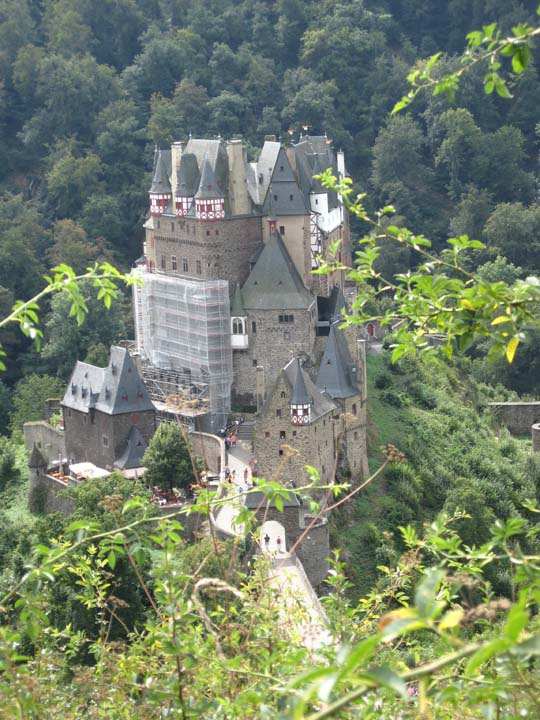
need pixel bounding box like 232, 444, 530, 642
280, 391, 286, 398
232, 318, 244, 335
252, 321, 257, 334
352, 403, 357, 416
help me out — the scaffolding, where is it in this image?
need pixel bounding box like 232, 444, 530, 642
134, 269, 232, 432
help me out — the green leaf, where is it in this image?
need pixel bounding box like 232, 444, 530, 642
362, 667, 407, 698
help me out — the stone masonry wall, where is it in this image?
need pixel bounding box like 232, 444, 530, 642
149, 215, 262, 286
253, 373, 337, 488
489, 402, 540, 435
189, 431, 225, 475
232, 306, 317, 403
23, 421, 66, 464
63, 408, 155, 467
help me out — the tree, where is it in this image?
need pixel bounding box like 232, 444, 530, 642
46, 146, 103, 218
0, 436, 18, 491
9, 374, 65, 436
147, 79, 209, 145
46, 220, 98, 273
41, 279, 126, 379
483, 202, 540, 270
142, 422, 195, 492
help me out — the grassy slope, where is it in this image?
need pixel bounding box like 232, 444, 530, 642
334, 349, 540, 598
3, 444, 33, 525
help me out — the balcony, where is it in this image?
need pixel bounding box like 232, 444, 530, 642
231, 334, 249, 350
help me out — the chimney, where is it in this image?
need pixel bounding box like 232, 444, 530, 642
227, 140, 250, 216
337, 149, 346, 180
171, 141, 185, 207
356, 339, 367, 403
256, 365, 265, 413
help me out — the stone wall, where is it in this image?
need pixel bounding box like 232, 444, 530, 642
63, 408, 155, 467
23, 421, 66, 464
149, 215, 263, 286
488, 402, 540, 436
29, 472, 74, 515
189, 431, 225, 475
232, 305, 317, 403
253, 372, 337, 488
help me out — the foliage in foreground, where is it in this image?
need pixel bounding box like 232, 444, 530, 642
1, 491, 540, 719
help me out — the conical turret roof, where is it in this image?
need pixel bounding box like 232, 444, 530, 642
316, 322, 357, 399
231, 283, 246, 317
195, 155, 223, 199
291, 358, 312, 405
29, 443, 47, 469
150, 149, 171, 194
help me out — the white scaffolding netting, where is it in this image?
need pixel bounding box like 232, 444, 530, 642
133, 269, 232, 430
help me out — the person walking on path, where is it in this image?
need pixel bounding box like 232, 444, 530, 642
276, 536, 282, 553
264, 533, 270, 550
243, 467, 248, 483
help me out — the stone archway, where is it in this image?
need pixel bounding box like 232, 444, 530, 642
260, 519, 287, 554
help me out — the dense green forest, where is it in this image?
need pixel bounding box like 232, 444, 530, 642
2, 1, 540, 716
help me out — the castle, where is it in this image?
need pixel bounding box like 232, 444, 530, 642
133, 134, 368, 486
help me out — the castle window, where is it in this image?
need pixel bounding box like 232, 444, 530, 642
354, 431, 358, 440
280, 431, 286, 439
352, 403, 357, 416
280, 165, 284, 172
83, 415, 87, 425
276, 409, 282, 417
171, 222, 174, 231
182, 257, 188, 272
279, 226, 285, 235
102, 435, 109, 447
280, 391, 286, 398
196, 260, 202, 274
171, 255, 177, 270
265, 431, 270, 438
206, 230, 211, 236
232, 318, 244, 335
274, 194, 278, 201
279, 449, 284, 456
315, 198, 318, 205
278, 314, 294, 324
289, 194, 293, 201
292, 430, 297, 437
253, 359, 258, 367
161, 254, 166, 270
252, 321, 256, 334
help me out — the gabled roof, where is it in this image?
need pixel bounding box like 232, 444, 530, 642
184, 138, 229, 196
316, 322, 357, 399
241, 232, 313, 311
176, 152, 200, 196
29, 443, 47, 468
150, 149, 172, 194
249, 140, 281, 204
262, 147, 309, 216
231, 283, 246, 317
114, 425, 148, 470
195, 155, 224, 199
290, 357, 312, 405
62, 346, 155, 416
292, 136, 339, 209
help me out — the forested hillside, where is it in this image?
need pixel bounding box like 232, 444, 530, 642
1, 0, 540, 387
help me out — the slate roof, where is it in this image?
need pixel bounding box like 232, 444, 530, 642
195, 155, 223, 199
241, 232, 313, 311
262, 147, 309, 217
62, 346, 155, 416
150, 149, 172, 194
248, 140, 281, 205
114, 425, 148, 470
283, 358, 337, 421
292, 136, 339, 210
184, 138, 229, 197
290, 357, 312, 405
176, 152, 200, 196
29, 444, 47, 468
316, 322, 357, 399
231, 283, 246, 317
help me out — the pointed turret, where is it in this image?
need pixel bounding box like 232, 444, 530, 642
316, 322, 357, 399
267, 185, 277, 236
290, 358, 312, 425
175, 153, 200, 217
195, 155, 225, 221
29, 444, 47, 470
149, 149, 172, 215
